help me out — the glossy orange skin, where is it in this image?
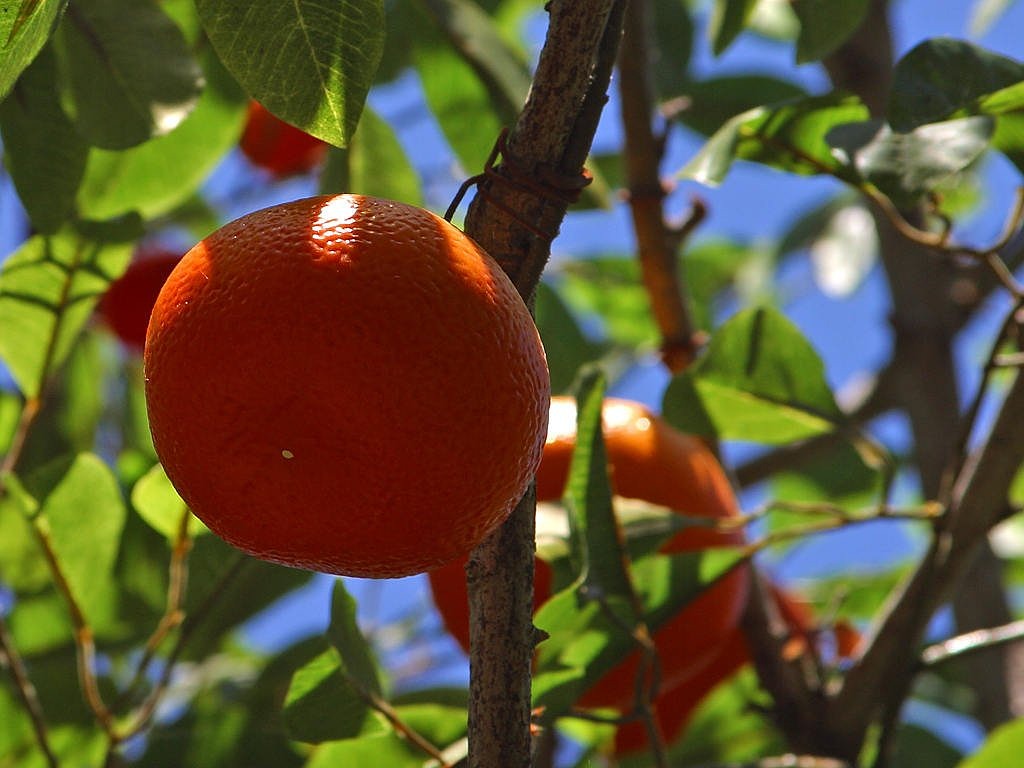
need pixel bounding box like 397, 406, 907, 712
145, 195, 550, 578
99, 250, 182, 351
239, 101, 328, 177
428, 396, 748, 707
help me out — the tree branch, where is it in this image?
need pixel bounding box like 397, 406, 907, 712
461, 2, 627, 766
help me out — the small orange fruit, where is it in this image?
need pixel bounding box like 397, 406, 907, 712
144, 195, 550, 578
239, 101, 328, 177
99, 249, 182, 351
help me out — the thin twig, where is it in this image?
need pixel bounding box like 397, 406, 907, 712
0, 613, 60, 768
921, 619, 1024, 668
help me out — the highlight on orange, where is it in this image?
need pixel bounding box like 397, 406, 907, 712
427, 395, 748, 707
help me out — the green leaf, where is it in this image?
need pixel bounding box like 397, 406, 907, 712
195, 0, 384, 148
54, 0, 202, 149
131, 462, 208, 540
534, 281, 602, 394
828, 116, 995, 208
0, 389, 19, 455
319, 106, 422, 203
414, 23, 506, 172
0, 45, 88, 234
893, 722, 962, 768
791, 0, 869, 63
283, 648, 389, 744
181, 536, 312, 659
662, 307, 842, 444
30, 453, 127, 625
77, 48, 247, 220
0, 471, 48, 593
532, 547, 746, 717
675, 74, 808, 137
651, 0, 694, 99
708, 0, 758, 56
888, 38, 1024, 133
680, 94, 868, 186
0, 0, 65, 99
305, 735, 421, 768
327, 580, 382, 697
0, 224, 136, 398
558, 257, 659, 348
684, 239, 769, 331
955, 717, 1024, 767
419, 0, 531, 117
565, 369, 636, 600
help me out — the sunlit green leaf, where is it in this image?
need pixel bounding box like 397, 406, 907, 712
131, 462, 208, 540
54, 0, 202, 149
195, 0, 384, 148
283, 648, 389, 744
76, 48, 247, 220
557, 258, 659, 348
0, 224, 136, 398
0, 45, 87, 234
29, 453, 127, 625
828, 116, 995, 208
680, 94, 868, 186
0, 0, 65, 99
955, 717, 1024, 767
791, 0, 869, 63
0, 471, 47, 592
663, 307, 842, 443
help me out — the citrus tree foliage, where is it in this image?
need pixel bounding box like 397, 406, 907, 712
2, 0, 1024, 767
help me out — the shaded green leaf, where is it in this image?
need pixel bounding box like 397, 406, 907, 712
0, 45, 87, 233
651, 0, 694, 99
319, 106, 422, 204
77, 48, 247, 220
888, 38, 1024, 133
791, 0, 869, 63
195, 0, 384, 148
675, 74, 807, 137
663, 307, 842, 443
0, 225, 135, 398
535, 281, 603, 394
0, 470, 48, 592
681, 94, 868, 186
283, 648, 389, 744
54, 0, 202, 149
684, 239, 769, 330
327, 579, 382, 697
0, 0, 65, 99
708, 0, 758, 56
893, 722, 962, 768
828, 116, 994, 208
131, 462, 208, 540
557, 257, 659, 348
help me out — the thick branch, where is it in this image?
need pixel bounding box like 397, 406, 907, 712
461, 2, 627, 767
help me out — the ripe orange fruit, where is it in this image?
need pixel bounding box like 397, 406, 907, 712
99, 249, 182, 351
428, 395, 747, 705
239, 101, 328, 177
144, 194, 550, 578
